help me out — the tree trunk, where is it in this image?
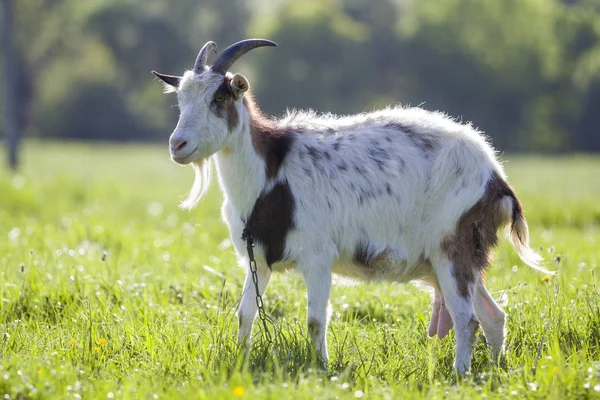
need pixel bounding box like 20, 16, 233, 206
2, 0, 20, 170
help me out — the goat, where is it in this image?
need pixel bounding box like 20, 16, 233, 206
152, 39, 550, 374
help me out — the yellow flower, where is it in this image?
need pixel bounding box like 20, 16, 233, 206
541, 275, 552, 282
552, 366, 559, 373
232, 386, 245, 397
69, 338, 76, 345
97, 337, 106, 345
93, 346, 100, 352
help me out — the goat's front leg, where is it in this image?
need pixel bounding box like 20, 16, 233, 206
238, 263, 272, 346
301, 260, 332, 365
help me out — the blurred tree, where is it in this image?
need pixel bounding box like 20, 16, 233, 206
41, 82, 147, 141
1, 0, 95, 163
396, 0, 600, 151
575, 80, 600, 151
251, 0, 600, 152
251, 0, 405, 115
1, 0, 599, 153
2, 0, 20, 169
4, 0, 253, 143
564, 0, 600, 151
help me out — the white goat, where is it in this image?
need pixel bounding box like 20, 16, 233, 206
152, 39, 549, 374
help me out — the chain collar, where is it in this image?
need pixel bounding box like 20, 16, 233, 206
241, 227, 272, 343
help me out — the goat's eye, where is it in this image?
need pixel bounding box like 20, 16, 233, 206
215, 94, 227, 102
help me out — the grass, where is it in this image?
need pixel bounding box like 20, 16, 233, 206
0, 141, 599, 399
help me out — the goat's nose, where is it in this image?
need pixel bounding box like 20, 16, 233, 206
170, 138, 188, 153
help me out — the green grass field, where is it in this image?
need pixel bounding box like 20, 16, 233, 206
1, 142, 599, 399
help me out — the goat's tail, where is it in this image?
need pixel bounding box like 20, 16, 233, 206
504, 191, 555, 275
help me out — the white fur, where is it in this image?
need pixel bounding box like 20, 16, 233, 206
164, 69, 544, 374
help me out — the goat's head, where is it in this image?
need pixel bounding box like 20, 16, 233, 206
152, 39, 276, 165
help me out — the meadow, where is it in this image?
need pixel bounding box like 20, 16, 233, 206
0, 141, 599, 399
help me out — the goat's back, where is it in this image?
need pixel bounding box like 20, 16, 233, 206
280, 107, 505, 277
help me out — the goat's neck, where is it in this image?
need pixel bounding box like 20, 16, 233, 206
214, 103, 268, 218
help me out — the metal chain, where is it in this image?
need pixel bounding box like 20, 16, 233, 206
242, 228, 272, 343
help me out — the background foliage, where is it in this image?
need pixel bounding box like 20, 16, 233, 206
1, 0, 600, 151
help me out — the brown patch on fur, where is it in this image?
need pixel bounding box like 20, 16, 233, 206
353, 243, 375, 268
308, 318, 321, 339
246, 181, 295, 267
353, 243, 393, 272
466, 317, 481, 347
227, 102, 239, 131
441, 172, 516, 297
210, 77, 239, 130
243, 94, 295, 179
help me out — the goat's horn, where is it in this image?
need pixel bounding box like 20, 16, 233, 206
194, 41, 218, 75
211, 39, 276, 75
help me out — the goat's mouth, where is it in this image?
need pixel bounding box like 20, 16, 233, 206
171, 146, 199, 165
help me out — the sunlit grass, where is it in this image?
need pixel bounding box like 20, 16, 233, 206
0, 141, 599, 399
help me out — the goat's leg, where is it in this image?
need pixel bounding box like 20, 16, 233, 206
237, 264, 272, 346
474, 280, 506, 364
433, 258, 479, 375
301, 261, 332, 365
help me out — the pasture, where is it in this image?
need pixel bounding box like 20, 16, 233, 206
0, 142, 599, 399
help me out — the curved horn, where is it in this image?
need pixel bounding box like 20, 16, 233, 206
211, 39, 277, 75
193, 41, 218, 74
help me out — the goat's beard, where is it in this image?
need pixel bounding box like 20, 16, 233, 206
180, 158, 212, 210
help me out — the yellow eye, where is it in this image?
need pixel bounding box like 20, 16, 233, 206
215, 94, 227, 102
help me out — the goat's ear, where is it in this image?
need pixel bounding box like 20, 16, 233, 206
230, 73, 249, 100
151, 71, 182, 90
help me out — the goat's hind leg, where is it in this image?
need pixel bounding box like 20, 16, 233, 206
474, 279, 506, 365
432, 257, 480, 375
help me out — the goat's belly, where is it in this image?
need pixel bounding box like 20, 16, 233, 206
332, 254, 433, 283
